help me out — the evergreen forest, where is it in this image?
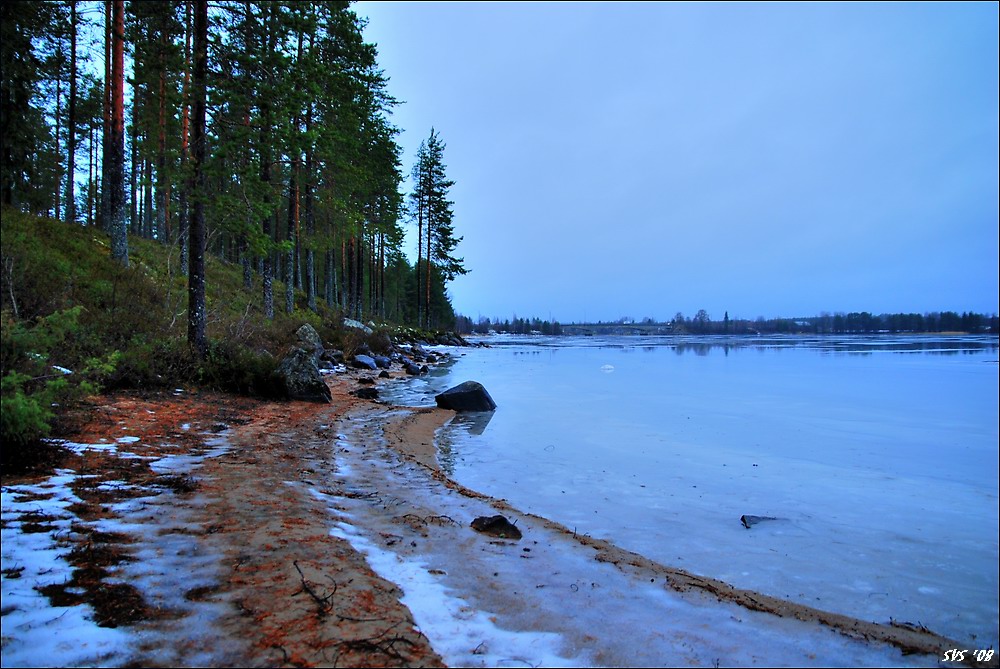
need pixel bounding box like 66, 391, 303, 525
1, 1, 467, 464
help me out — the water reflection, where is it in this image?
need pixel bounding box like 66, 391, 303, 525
477, 334, 999, 356
437, 411, 495, 475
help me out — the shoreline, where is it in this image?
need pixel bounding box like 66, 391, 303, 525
1, 369, 989, 667
369, 402, 970, 664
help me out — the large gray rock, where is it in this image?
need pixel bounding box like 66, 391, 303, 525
277, 347, 332, 403
295, 323, 325, 363
343, 318, 373, 335
435, 381, 497, 412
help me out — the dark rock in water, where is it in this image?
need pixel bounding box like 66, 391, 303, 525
403, 359, 422, 375
357, 377, 375, 385
740, 514, 777, 529
277, 347, 331, 403
373, 355, 391, 369
471, 515, 521, 540
435, 381, 497, 412
419, 364, 429, 375
352, 387, 378, 400
378, 370, 390, 379
353, 354, 378, 370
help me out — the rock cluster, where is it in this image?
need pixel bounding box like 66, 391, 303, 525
275, 322, 484, 404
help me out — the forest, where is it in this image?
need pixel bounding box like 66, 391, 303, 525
1, 0, 467, 464
1, 0, 464, 332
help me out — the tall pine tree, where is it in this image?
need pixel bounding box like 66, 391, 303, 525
409, 128, 464, 329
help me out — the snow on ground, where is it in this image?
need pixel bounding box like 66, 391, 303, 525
1, 471, 133, 667
1, 435, 243, 668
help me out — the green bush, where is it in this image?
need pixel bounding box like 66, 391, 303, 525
105, 338, 196, 391
1, 308, 116, 464
0, 374, 55, 447
198, 339, 283, 397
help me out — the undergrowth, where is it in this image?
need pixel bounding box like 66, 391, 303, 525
0, 209, 380, 472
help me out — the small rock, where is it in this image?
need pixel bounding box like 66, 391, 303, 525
471, 515, 522, 540
740, 514, 777, 529
352, 387, 379, 400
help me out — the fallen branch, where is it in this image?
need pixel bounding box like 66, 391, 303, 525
291, 560, 337, 616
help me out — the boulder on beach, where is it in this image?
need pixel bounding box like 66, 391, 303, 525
353, 354, 378, 370
471, 515, 521, 540
295, 323, 325, 362
402, 358, 422, 375
276, 347, 332, 403
435, 381, 497, 412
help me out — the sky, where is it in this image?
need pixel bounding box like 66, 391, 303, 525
355, 1, 999, 324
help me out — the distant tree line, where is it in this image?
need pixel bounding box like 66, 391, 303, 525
454, 310, 998, 336
454, 315, 563, 336
1, 0, 465, 353
636, 310, 998, 335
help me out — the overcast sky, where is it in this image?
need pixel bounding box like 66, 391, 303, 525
355, 1, 999, 324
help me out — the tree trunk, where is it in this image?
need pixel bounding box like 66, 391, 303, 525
304, 130, 316, 312
285, 164, 297, 315
143, 158, 153, 238
54, 62, 62, 220
107, 0, 128, 266
178, 0, 192, 276
426, 213, 432, 328
100, 0, 111, 231
65, 1, 77, 224
325, 248, 334, 308
156, 11, 169, 245
187, 0, 208, 357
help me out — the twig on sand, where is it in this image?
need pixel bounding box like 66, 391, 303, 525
292, 560, 337, 616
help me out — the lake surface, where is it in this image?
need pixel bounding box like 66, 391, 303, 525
382, 334, 999, 648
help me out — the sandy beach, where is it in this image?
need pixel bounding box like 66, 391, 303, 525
1, 368, 990, 668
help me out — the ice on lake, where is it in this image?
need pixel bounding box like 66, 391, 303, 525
382, 334, 999, 649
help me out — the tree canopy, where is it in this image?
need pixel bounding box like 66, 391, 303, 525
1, 0, 468, 340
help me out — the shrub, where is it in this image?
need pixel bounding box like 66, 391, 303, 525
198, 339, 283, 397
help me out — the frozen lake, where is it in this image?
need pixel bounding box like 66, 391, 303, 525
384, 334, 999, 649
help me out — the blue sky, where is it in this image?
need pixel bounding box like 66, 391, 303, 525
356, 1, 999, 323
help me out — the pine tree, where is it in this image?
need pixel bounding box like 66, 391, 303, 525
104, 0, 127, 266
409, 128, 465, 329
